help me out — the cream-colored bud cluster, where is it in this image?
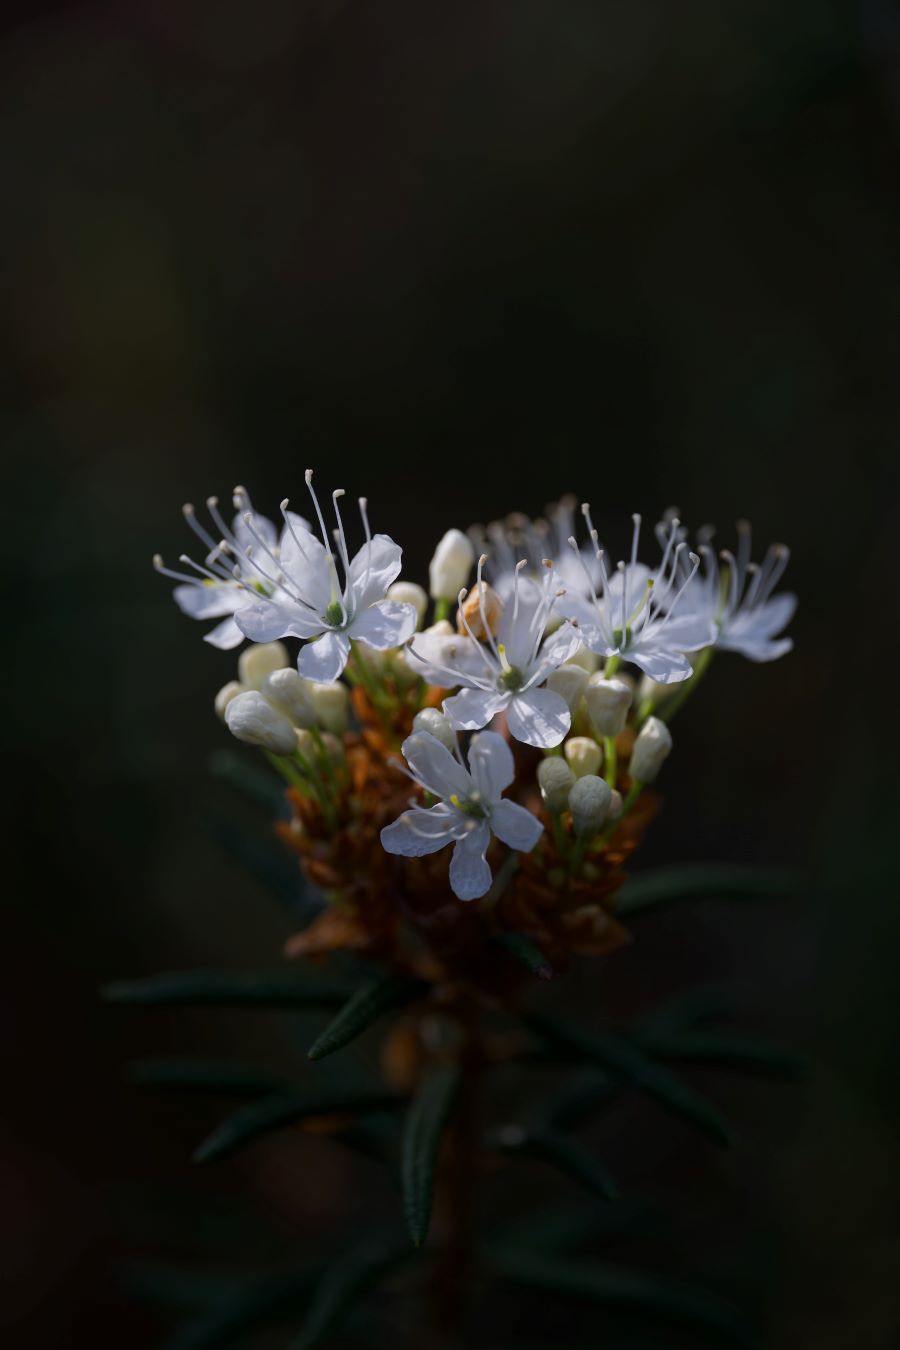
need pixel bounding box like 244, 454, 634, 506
215, 642, 349, 756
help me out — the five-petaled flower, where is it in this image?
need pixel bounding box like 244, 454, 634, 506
679, 522, 796, 662
232, 471, 417, 682
409, 559, 581, 748
555, 509, 715, 683
381, 729, 543, 900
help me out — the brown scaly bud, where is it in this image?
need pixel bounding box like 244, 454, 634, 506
457, 574, 504, 641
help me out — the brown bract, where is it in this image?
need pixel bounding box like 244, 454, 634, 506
277, 687, 659, 1000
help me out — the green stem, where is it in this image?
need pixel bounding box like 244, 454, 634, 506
433, 598, 451, 623
603, 736, 617, 788
603, 654, 621, 678
656, 646, 714, 725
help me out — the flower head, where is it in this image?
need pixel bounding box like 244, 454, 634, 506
154, 488, 310, 649
380, 729, 543, 901
556, 509, 715, 683
409, 557, 581, 748
232, 471, 417, 682
680, 522, 796, 662
470, 496, 602, 602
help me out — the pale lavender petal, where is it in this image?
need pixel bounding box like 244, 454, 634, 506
627, 645, 694, 683
174, 582, 240, 620
203, 616, 245, 649
236, 600, 324, 644
380, 803, 458, 857
347, 534, 404, 611
350, 599, 417, 650
489, 799, 543, 853
298, 631, 351, 682
401, 731, 473, 800
467, 730, 515, 801
449, 822, 493, 900
506, 687, 570, 748
443, 687, 509, 732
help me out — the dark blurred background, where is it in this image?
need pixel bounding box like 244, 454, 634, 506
3, 1, 900, 1346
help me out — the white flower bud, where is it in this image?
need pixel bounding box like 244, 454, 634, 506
389, 646, 420, 690
422, 618, 455, 639
568, 774, 612, 837
608, 788, 623, 820
387, 581, 428, 626
566, 643, 600, 674
307, 680, 350, 736
224, 690, 298, 756
547, 662, 590, 711
537, 756, 576, 813
237, 641, 290, 690
412, 707, 457, 753
429, 528, 475, 601
214, 680, 244, 721
564, 736, 603, 778
584, 675, 633, 737
260, 668, 317, 729
629, 716, 673, 783
638, 671, 682, 706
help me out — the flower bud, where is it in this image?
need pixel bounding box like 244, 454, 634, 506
237, 641, 290, 690
412, 707, 457, 753
584, 675, 632, 737
458, 581, 503, 640
608, 788, 623, 820
567, 643, 600, 674
214, 680, 244, 721
629, 716, 672, 783
260, 668, 317, 729
638, 671, 682, 706
307, 680, 350, 737
387, 581, 428, 626
564, 736, 603, 778
568, 774, 612, 837
422, 619, 455, 639
295, 728, 316, 761
429, 528, 475, 601
547, 662, 589, 711
537, 757, 575, 813
389, 646, 420, 690
224, 690, 298, 755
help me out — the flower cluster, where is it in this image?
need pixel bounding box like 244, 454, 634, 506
157, 477, 795, 983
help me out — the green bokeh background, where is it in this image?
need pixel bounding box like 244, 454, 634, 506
3, 2, 899, 1345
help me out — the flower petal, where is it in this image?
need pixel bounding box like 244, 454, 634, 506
627, 645, 693, 683
236, 600, 324, 644
449, 822, 492, 901
506, 687, 570, 748
467, 730, 515, 801
443, 687, 509, 732
278, 521, 334, 613
719, 634, 793, 662
298, 631, 351, 682
401, 731, 473, 800
408, 631, 493, 686
380, 803, 458, 857
539, 621, 583, 668
347, 534, 404, 611
350, 599, 417, 650
203, 616, 245, 649
174, 582, 240, 620
489, 799, 543, 853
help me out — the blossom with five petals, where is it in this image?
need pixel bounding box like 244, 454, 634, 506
232, 471, 417, 682
677, 522, 796, 662
409, 560, 581, 748
380, 730, 543, 900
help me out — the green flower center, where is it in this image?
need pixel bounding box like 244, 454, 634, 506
612, 624, 633, 648
498, 665, 523, 692
324, 600, 344, 626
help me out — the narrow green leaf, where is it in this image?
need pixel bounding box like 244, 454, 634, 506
524, 1012, 734, 1145
486, 1246, 755, 1347
635, 986, 734, 1037
493, 1126, 619, 1201
492, 931, 554, 979
128, 1058, 290, 1097
157, 1270, 317, 1350
634, 1030, 806, 1077
288, 1238, 412, 1350
537, 1071, 618, 1133
307, 972, 425, 1061
401, 1063, 461, 1246
102, 970, 352, 1009
193, 1087, 401, 1163
616, 863, 799, 917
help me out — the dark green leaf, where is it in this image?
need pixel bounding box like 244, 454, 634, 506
208, 748, 290, 816
102, 969, 352, 1009
536, 1070, 618, 1132
288, 1237, 412, 1350
492, 931, 554, 979
401, 1063, 461, 1246
307, 972, 425, 1061
193, 1087, 401, 1163
634, 1030, 805, 1077
635, 986, 734, 1037
493, 1126, 619, 1200
616, 863, 799, 916
485, 1247, 755, 1347
524, 1012, 734, 1145
127, 1058, 290, 1097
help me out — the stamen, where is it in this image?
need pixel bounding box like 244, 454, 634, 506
331, 489, 352, 576
406, 639, 496, 691
655, 551, 701, 632
279, 499, 315, 565
182, 503, 219, 554
630, 513, 642, 568
512, 559, 527, 625
475, 555, 503, 662
358, 497, 372, 545
567, 536, 601, 607
455, 588, 500, 677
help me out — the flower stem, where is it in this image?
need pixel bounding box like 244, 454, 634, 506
433, 598, 450, 623
603, 736, 617, 788
656, 646, 714, 725
603, 654, 621, 678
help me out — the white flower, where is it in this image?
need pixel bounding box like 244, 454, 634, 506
470, 496, 602, 602
429, 529, 475, 602
408, 559, 581, 748
556, 509, 716, 683
679, 523, 796, 662
232, 471, 418, 683
154, 488, 311, 650
380, 730, 543, 901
